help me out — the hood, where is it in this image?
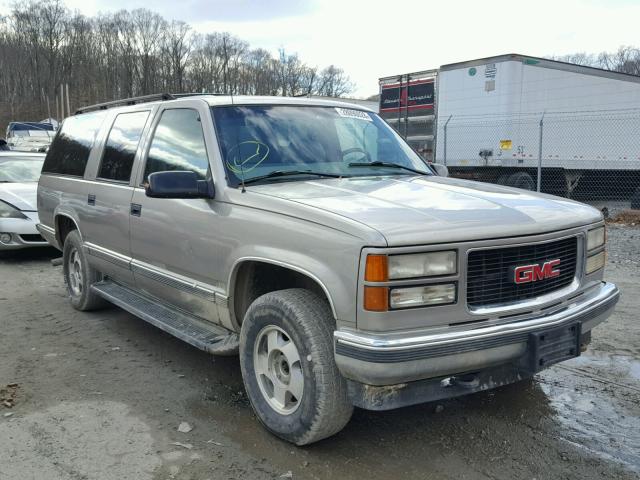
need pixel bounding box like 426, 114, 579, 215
0, 182, 38, 211
248, 176, 603, 245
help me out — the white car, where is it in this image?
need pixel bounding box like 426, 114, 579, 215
0, 152, 49, 250
5, 121, 55, 152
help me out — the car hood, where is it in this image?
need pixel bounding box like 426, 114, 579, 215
248, 175, 603, 245
0, 182, 38, 211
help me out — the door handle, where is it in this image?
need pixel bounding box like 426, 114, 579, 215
130, 203, 142, 217
88, 194, 96, 206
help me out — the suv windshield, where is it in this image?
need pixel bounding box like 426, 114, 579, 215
212, 105, 431, 186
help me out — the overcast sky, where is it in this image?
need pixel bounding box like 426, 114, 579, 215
3, 0, 640, 97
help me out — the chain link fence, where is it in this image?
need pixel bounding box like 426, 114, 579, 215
433, 109, 640, 212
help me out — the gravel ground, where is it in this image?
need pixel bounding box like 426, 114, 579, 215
0, 226, 638, 480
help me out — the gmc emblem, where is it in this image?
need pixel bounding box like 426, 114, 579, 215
513, 259, 561, 284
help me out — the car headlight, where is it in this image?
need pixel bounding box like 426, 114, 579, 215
0, 200, 27, 219
585, 226, 606, 274
387, 251, 457, 279
586, 251, 606, 274
587, 226, 605, 252
390, 283, 457, 309
363, 252, 458, 311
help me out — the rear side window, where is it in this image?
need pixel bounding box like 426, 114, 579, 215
42, 112, 106, 177
144, 109, 209, 182
98, 111, 149, 182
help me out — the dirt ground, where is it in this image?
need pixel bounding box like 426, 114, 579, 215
1, 225, 638, 480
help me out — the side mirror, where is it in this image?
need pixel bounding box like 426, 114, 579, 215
431, 163, 449, 177
146, 171, 214, 199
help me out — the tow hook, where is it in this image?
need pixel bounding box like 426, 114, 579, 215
449, 373, 480, 389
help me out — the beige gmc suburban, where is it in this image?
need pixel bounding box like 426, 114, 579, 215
37, 93, 619, 445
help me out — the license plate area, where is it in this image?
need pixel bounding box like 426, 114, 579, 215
528, 322, 581, 372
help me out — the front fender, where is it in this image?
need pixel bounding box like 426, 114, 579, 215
229, 254, 338, 318
227, 241, 361, 329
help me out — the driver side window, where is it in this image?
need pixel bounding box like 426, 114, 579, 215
144, 109, 209, 182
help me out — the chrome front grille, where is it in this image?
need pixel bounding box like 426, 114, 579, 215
466, 237, 578, 309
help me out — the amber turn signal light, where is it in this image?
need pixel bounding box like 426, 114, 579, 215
364, 286, 389, 312
365, 254, 388, 282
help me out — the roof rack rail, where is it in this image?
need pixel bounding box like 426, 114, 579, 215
75, 93, 174, 115
74, 92, 220, 115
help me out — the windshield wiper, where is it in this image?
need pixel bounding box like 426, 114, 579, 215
242, 170, 342, 186
348, 161, 429, 176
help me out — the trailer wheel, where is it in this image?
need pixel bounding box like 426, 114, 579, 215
496, 174, 509, 186
505, 172, 535, 191
631, 187, 640, 209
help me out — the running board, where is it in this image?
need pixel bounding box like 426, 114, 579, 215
91, 281, 239, 355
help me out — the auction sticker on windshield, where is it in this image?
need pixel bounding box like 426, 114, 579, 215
335, 108, 372, 121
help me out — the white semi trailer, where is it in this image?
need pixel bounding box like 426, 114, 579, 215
379, 54, 640, 199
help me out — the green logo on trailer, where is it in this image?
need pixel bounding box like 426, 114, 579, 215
468, 67, 477, 76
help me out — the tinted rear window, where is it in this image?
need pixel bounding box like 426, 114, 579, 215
98, 111, 149, 182
9, 122, 55, 132
42, 112, 106, 177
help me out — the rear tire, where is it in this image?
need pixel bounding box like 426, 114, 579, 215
239, 288, 353, 445
62, 230, 107, 311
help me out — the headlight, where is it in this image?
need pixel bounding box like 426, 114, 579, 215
390, 283, 457, 309
363, 251, 458, 311
0, 200, 27, 219
387, 251, 457, 279
585, 226, 606, 274
587, 226, 605, 251
586, 251, 606, 274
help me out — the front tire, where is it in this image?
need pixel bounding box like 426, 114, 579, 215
239, 289, 353, 445
62, 230, 106, 311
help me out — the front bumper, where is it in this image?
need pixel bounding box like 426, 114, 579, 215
0, 215, 49, 250
334, 281, 619, 388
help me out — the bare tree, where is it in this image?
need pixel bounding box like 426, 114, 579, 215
130, 9, 166, 94
599, 46, 640, 75
550, 52, 597, 66
161, 21, 192, 92
316, 65, 353, 97
550, 46, 640, 76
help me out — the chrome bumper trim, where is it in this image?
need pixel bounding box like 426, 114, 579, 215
335, 282, 619, 357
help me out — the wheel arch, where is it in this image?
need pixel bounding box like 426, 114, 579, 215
228, 257, 338, 328
54, 212, 82, 248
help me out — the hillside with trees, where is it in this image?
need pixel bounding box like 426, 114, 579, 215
0, 0, 353, 133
